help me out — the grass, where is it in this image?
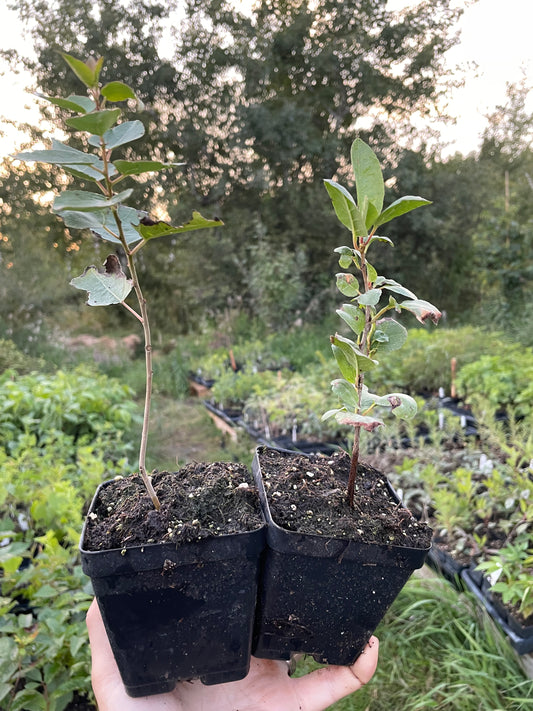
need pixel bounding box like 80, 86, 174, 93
146, 394, 257, 472
296, 574, 533, 710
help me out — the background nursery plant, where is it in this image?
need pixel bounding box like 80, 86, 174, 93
323, 138, 442, 505
16, 51, 222, 508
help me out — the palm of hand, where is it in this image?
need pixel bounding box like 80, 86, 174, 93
87, 600, 378, 711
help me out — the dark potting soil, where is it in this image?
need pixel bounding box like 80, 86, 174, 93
259, 447, 432, 549
83, 461, 263, 552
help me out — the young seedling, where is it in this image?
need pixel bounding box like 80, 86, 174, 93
323, 139, 441, 507
16, 53, 223, 509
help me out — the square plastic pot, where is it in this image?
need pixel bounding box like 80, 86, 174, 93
80, 480, 266, 697
461, 568, 533, 655
251, 447, 431, 665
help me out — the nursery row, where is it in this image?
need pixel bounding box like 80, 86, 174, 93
188, 324, 533, 451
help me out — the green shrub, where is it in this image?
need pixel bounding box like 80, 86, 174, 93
0, 426, 129, 709
367, 326, 507, 395
0, 367, 139, 458
456, 348, 533, 418
0, 339, 45, 376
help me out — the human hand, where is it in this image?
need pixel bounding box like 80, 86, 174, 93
87, 599, 378, 711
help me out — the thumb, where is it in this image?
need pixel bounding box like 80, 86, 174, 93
290, 636, 379, 711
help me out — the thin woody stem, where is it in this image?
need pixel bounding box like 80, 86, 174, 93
347, 234, 373, 508
94, 96, 160, 510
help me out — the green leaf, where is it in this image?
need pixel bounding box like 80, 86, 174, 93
372, 318, 407, 354
334, 246, 358, 269
351, 138, 384, 217
88, 120, 146, 149
135, 211, 223, 241
113, 160, 183, 176
331, 344, 357, 382
367, 234, 394, 247
321, 408, 343, 421
357, 289, 381, 307
324, 180, 366, 235
61, 52, 103, 88
70, 256, 133, 306
34, 92, 96, 113
366, 262, 378, 284
60, 206, 142, 245
337, 303, 365, 335
388, 393, 418, 419
66, 109, 122, 136
399, 299, 442, 325
374, 196, 432, 228
15, 139, 104, 169
332, 333, 377, 374
101, 81, 137, 102
331, 378, 359, 409
53, 189, 133, 213
336, 273, 359, 297
335, 411, 384, 431
359, 387, 416, 418
375, 277, 417, 300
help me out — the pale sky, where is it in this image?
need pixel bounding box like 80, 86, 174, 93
1, 0, 532, 159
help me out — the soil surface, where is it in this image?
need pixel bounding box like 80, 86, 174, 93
83, 461, 263, 551
257, 447, 432, 549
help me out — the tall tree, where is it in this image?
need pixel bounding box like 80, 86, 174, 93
4, 0, 464, 333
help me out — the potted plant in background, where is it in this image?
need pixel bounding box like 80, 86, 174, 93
252, 138, 440, 664
16, 52, 265, 697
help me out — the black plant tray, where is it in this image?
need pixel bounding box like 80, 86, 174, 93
461, 569, 533, 655
203, 400, 244, 424
251, 447, 430, 665
426, 544, 467, 590
81, 480, 265, 697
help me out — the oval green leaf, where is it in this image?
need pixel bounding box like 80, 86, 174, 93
331, 378, 359, 409
53, 189, 133, 213
324, 179, 366, 235
89, 120, 145, 150
374, 196, 432, 228
337, 303, 365, 335
372, 318, 408, 354
351, 138, 384, 217
399, 299, 442, 325
66, 109, 122, 136
336, 273, 359, 298
113, 160, 182, 176
101, 81, 137, 102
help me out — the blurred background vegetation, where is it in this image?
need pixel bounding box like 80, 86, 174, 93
1, 1, 533, 709
1, 0, 532, 350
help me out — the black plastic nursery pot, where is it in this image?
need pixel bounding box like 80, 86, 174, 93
251, 446, 431, 665
461, 568, 533, 655
80, 479, 265, 698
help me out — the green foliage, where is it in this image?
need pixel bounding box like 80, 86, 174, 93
477, 539, 533, 620
323, 139, 439, 500
248, 232, 308, 329
16, 51, 222, 505
456, 347, 533, 419
0, 340, 45, 376
0, 367, 138, 459
367, 326, 508, 395
0, 368, 134, 710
